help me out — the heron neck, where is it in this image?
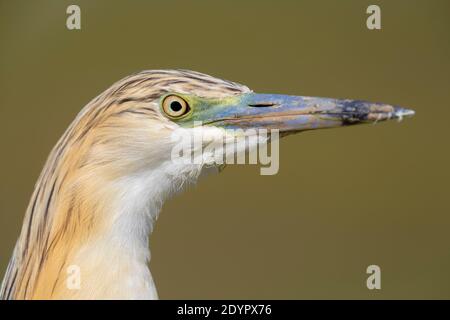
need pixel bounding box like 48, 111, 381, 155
4, 154, 204, 299
33, 167, 166, 299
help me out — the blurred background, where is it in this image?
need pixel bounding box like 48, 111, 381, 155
0, 0, 449, 299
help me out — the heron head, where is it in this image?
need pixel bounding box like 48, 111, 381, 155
76, 70, 414, 179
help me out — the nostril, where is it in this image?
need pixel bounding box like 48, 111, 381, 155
248, 102, 277, 107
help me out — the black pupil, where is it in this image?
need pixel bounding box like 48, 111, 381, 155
170, 101, 183, 112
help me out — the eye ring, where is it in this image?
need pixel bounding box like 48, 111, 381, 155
162, 95, 190, 118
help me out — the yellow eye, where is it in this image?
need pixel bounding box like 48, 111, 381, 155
162, 95, 190, 118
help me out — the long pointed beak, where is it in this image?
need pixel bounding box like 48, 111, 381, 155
202, 93, 415, 133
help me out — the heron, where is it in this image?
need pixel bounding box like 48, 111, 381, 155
0, 70, 414, 299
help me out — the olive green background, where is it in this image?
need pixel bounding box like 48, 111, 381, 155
1, 0, 449, 299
